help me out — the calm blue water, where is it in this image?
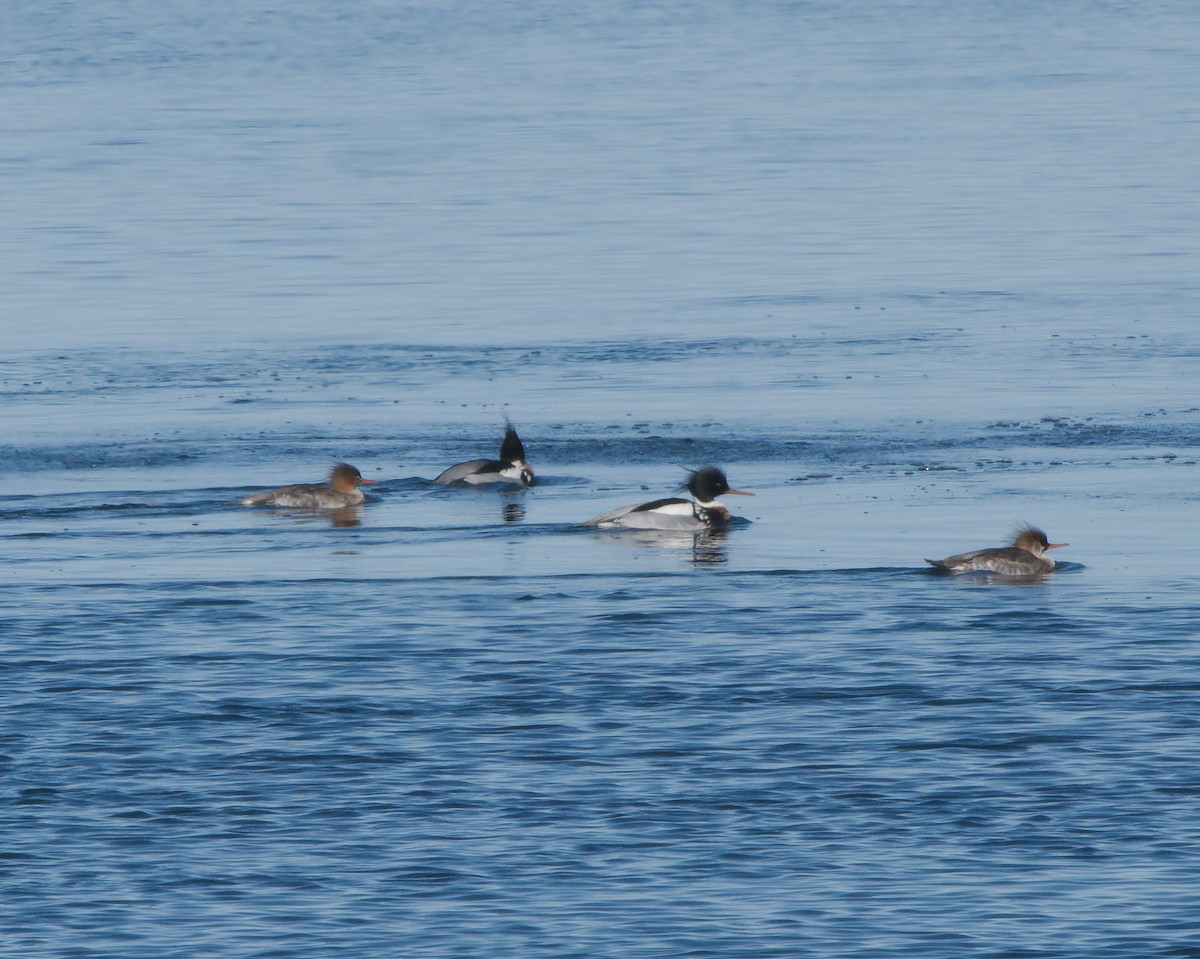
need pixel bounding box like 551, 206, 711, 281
3, 2, 1200, 957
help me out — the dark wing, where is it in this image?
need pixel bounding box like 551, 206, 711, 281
630, 497, 690, 513
499, 427, 526, 465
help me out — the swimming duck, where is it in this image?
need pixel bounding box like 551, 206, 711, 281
926, 525, 1068, 575
241, 462, 379, 509
434, 424, 535, 487
582, 466, 753, 531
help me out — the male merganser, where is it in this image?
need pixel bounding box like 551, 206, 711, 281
433, 424, 536, 487
926, 525, 1068, 576
582, 466, 753, 530
241, 462, 379, 509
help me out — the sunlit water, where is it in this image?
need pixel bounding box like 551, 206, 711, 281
3, 2, 1199, 957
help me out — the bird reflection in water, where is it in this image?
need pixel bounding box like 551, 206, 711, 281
690, 528, 729, 567
329, 506, 362, 528
617, 527, 729, 567
258, 506, 363, 528
502, 501, 526, 524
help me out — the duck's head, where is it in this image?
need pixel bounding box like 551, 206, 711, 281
1012, 525, 1067, 556
682, 466, 753, 506
330, 462, 379, 493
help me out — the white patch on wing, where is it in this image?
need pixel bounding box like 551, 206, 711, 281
642, 501, 696, 517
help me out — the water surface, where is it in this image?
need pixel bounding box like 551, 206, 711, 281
3, 2, 1199, 957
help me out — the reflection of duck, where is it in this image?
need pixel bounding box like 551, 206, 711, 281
434, 424, 535, 487
241, 463, 378, 509
604, 528, 731, 567
926, 526, 1068, 576
582, 467, 752, 531
329, 507, 362, 528
502, 501, 526, 524
690, 531, 729, 567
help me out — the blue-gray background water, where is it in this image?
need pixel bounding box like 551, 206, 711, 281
3, 3, 1199, 957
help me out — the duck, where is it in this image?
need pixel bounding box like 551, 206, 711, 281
926, 525, 1068, 576
434, 423, 535, 487
241, 462, 378, 509
582, 466, 753, 531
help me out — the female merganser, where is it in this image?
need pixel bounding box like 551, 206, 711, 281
241, 462, 379, 509
926, 525, 1068, 576
582, 466, 753, 531
434, 424, 535, 487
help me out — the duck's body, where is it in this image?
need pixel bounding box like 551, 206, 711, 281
242, 463, 378, 509
583, 496, 720, 531
242, 483, 368, 509
926, 526, 1067, 576
583, 466, 752, 531
435, 425, 535, 487
433, 458, 531, 486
